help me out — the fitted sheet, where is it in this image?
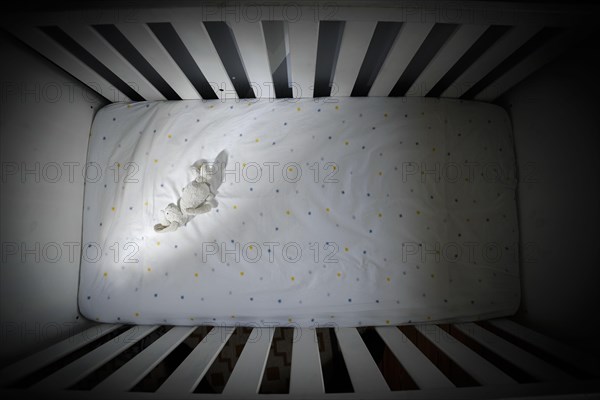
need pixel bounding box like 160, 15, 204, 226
79, 97, 520, 327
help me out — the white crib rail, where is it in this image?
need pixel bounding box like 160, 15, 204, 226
289, 327, 324, 395
1, 318, 598, 398
32, 325, 158, 391
94, 326, 197, 392
453, 322, 573, 381
375, 326, 454, 389
156, 326, 234, 394
487, 319, 600, 377
2, 3, 596, 103
0, 324, 121, 387
415, 324, 516, 385
221, 327, 274, 395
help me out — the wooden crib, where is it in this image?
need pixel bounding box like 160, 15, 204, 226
1, 1, 599, 398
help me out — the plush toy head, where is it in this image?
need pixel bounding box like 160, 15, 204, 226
163, 203, 185, 224
154, 203, 186, 233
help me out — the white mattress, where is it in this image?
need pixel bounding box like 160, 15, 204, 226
79, 97, 520, 327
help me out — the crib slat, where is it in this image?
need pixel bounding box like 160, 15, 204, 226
156, 326, 234, 394
474, 28, 584, 101
93, 326, 196, 392
335, 327, 389, 393
375, 326, 454, 389
331, 21, 377, 97
116, 23, 201, 100
440, 25, 540, 98
222, 327, 275, 395
228, 21, 274, 100
6, 25, 128, 102
369, 23, 435, 97
171, 20, 237, 100
406, 24, 489, 97
0, 324, 120, 387
415, 324, 515, 385
288, 21, 319, 98
289, 328, 324, 394
488, 319, 600, 376
32, 325, 158, 391
60, 24, 165, 101
453, 323, 572, 381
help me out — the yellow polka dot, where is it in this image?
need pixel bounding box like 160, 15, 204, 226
432, 147, 436, 152
290, 276, 295, 281
288, 167, 293, 172
233, 205, 238, 210
416, 210, 421, 215
427, 316, 431, 320
154, 159, 158, 164
431, 273, 435, 278
286, 210, 291, 215
209, 105, 214, 109
240, 271, 245, 276
117, 162, 121, 168
190, 317, 194, 321
111, 207, 116, 212
127, 104, 132, 108
242, 162, 247, 167
144, 201, 149, 206
333, 166, 337, 170
168, 134, 172, 139
147, 267, 152, 272
288, 318, 292, 323
386, 276, 391, 282
344, 141, 349, 145
255, 138, 259, 143
326, 207, 330, 213
103, 272, 108, 278
466, 218, 471, 222
335, 105, 339, 110
378, 171, 383, 176
384, 113, 388, 117
386, 320, 390, 325
249, 245, 253, 250
378, 212, 383, 218
344, 247, 349, 252
156, 241, 160, 246
194, 272, 199, 277
337, 272, 341, 277
134, 312, 140, 317
297, 107, 301, 111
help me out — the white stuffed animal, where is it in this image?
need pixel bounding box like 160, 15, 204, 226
154, 150, 227, 233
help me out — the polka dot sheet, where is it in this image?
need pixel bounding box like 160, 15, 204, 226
79, 97, 520, 327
